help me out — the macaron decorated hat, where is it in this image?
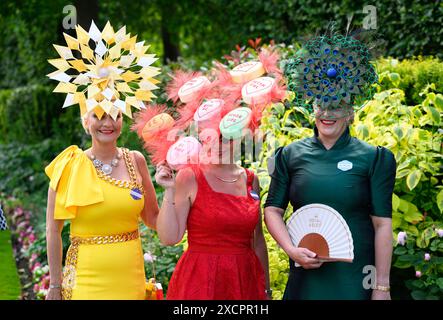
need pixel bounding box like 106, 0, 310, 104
137, 44, 287, 168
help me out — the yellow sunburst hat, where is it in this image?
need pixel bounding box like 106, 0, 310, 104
47, 20, 161, 120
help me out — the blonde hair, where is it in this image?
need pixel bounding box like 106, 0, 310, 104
81, 112, 91, 135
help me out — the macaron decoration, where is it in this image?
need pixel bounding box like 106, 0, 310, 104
142, 113, 175, 141
178, 76, 211, 103
241, 76, 276, 105
193, 99, 224, 128
219, 107, 252, 140
166, 136, 202, 170
229, 61, 265, 84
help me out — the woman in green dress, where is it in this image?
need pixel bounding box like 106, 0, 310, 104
264, 31, 396, 300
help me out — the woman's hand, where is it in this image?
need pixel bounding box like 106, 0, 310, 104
46, 287, 62, 300
154, 161, 176, 189
287, 246, 323, 269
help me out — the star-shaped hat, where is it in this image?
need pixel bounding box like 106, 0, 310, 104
48, 21, 161, 120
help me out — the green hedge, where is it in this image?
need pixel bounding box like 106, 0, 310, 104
377, 57, 443, 105
0, 85, 83, 144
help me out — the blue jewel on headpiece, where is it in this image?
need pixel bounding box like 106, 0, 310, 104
326, 68, 337, 78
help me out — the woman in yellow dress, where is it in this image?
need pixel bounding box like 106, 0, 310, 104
45, 110, 159, 300
44, 21, 161, 300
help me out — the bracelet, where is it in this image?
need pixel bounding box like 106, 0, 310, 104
374, 284, 390, 292
49, 284, 62, 289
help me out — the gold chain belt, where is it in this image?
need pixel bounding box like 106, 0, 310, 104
62, 229, 139, 300
70, 229, 140, 245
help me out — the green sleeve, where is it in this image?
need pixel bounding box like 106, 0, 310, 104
369, 146, 397, 217
264, 147, 290, 209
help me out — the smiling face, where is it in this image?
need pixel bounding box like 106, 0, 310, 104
84, 111, 123, 144
314, 105, 353, 141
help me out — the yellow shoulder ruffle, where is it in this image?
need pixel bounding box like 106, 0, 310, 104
45, 145, 104, 219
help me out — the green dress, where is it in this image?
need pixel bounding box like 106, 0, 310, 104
265, 127, 396, 300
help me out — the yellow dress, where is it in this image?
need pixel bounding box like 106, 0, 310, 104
45, 145, 146, 300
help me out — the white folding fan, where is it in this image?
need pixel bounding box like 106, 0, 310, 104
286, 203, 354, 267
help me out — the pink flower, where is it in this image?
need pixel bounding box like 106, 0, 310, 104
144, 252, 154, 263
40, 278, 49, 289
415, 271, 422, 278
33, 284, 40, 292
32, 262, 41, 271
17, 221, 28, 230
437, 229, 443, 238
397, 231, 407, 245
30, 253, 38, 262
424, 253, 431, 261
28, 233, 36, 243
14, 207, 24, 217
19, 231, 26, 239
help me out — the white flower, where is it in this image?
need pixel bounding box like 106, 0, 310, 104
415, 271, 422, 278
397, 231, 407, 246
39, 289, 48, 297
436, 229, 443, 238
424, 253, 431, 261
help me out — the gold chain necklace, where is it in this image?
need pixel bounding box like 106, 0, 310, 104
214, 169, 242, 183
214, 175, 239, 183
93, 148, 145, 198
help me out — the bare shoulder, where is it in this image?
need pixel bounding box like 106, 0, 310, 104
129, 150, 147, 169
129, 150, 145, 161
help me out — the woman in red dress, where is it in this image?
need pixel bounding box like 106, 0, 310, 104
155, 135, 270, 300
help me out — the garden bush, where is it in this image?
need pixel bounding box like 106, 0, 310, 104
0, 85, 82, 144
377, 57, 443, 106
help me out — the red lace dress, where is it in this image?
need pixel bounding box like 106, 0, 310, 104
166, 166, 266, 300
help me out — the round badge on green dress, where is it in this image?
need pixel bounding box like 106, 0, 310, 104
219, 107, 252, 140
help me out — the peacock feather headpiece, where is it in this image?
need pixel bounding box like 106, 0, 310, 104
284, 30, 378, 112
